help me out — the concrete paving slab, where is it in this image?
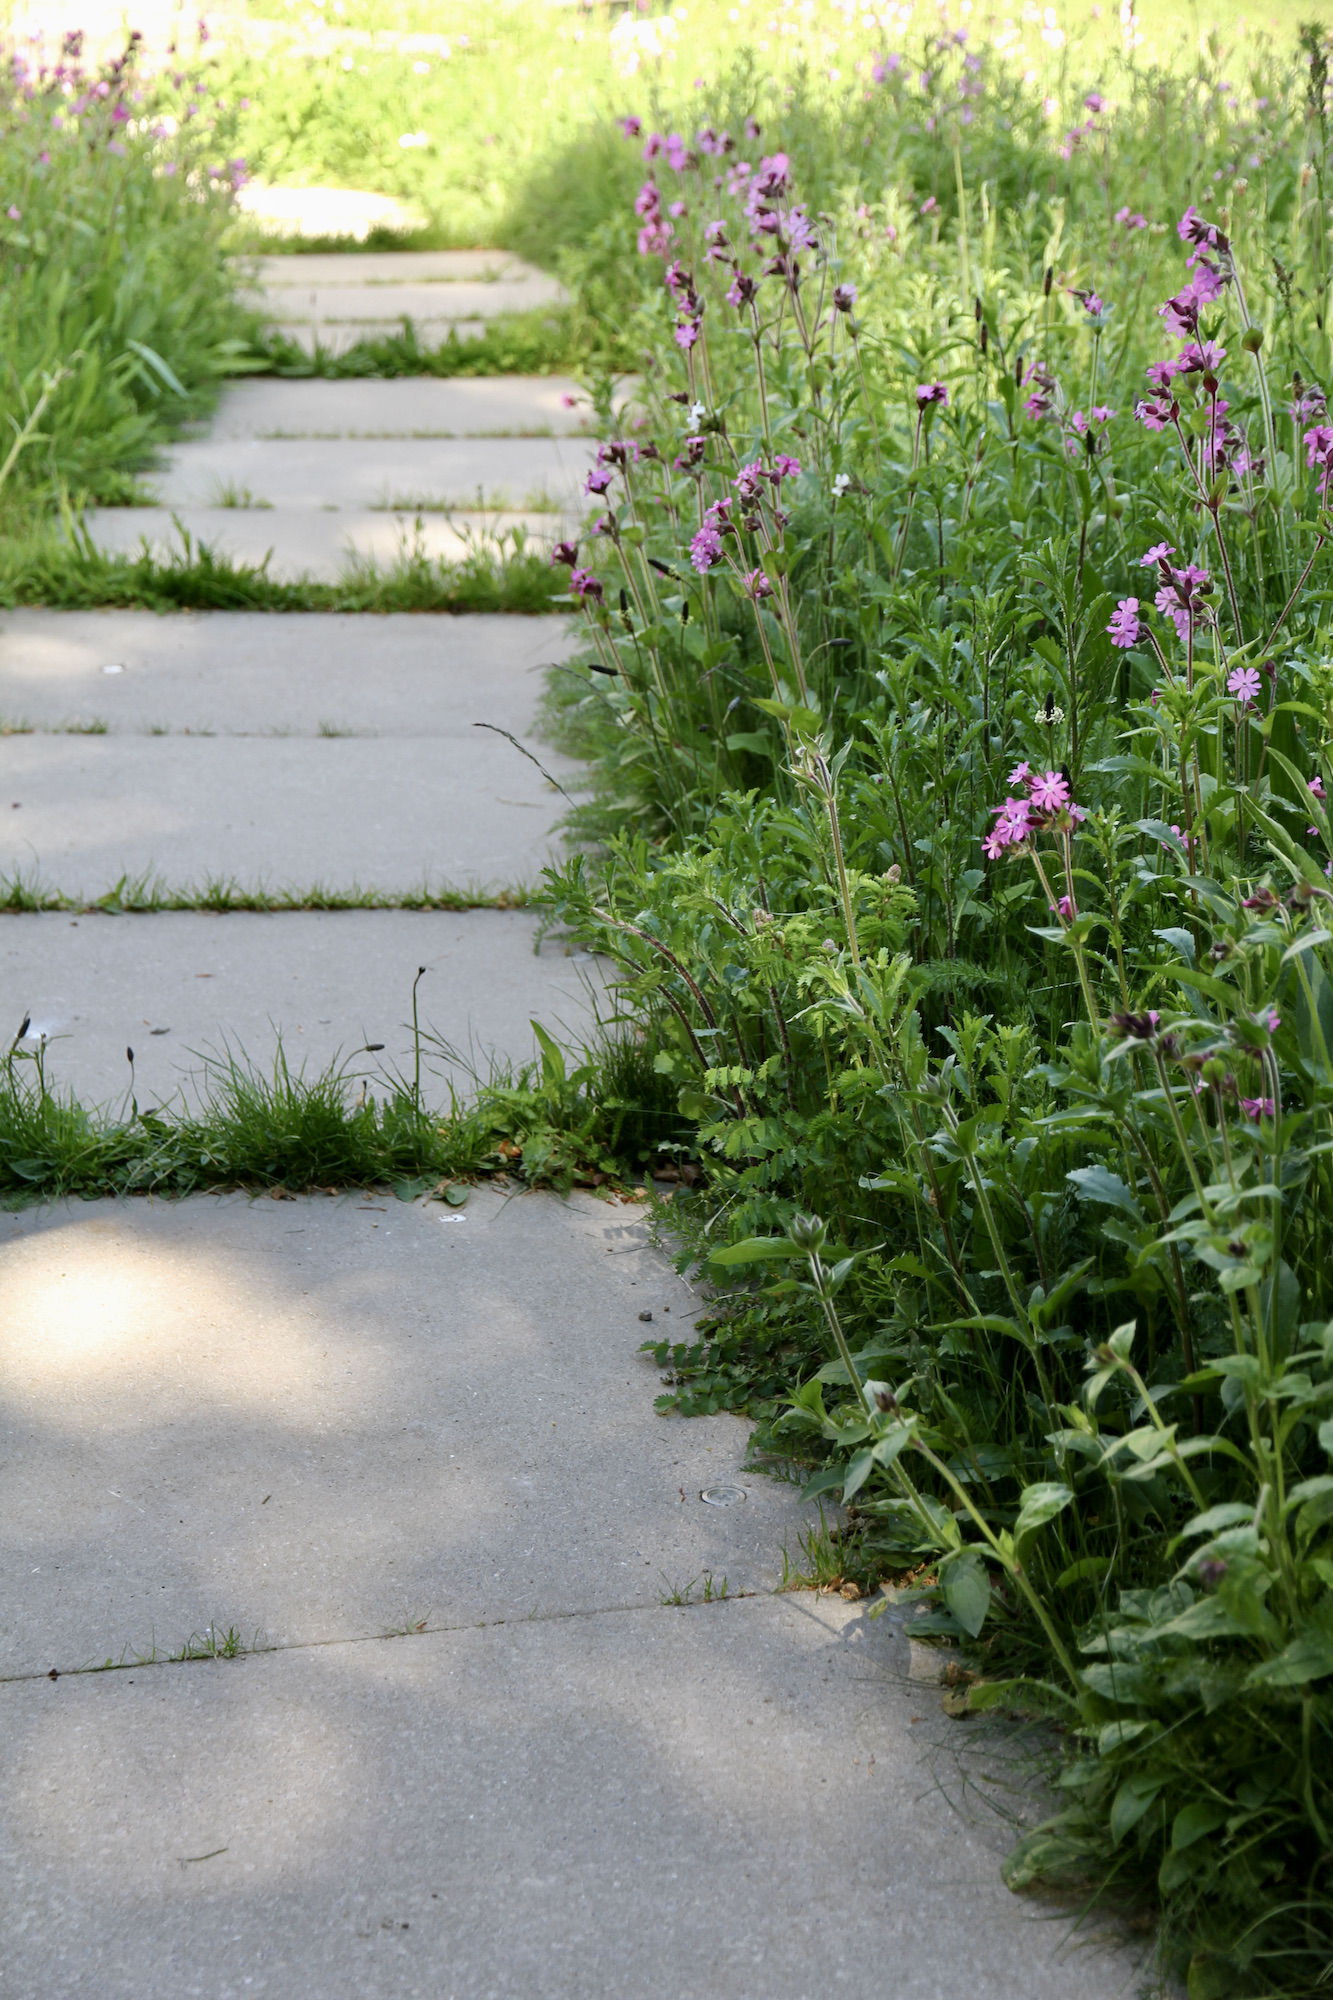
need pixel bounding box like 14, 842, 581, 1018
0, 1191, 813, 1674
0, 1595, 1144, 1999
81, 508, 563, 584
0, 910, 607, 1108
249, 252, 554, 288
142, 436, 595, 511
0, 610, 577, 738
199, 377, 601, 441
0, 732, 576, 897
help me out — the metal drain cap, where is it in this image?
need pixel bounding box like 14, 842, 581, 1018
700, 1485, 746, 1507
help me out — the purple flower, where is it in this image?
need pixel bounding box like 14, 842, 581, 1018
690, 526, 723, 573
1305, 424, 1333, 493
734, 460, 766, 501
619, 115, 642, 139
1228, 666, 1262, 706
1114, 205, 1149, 230
1175, 338, 1227, 377
1107, 598, 1140, 648
1267, 1010, 1281, 1033
1310, 775, 1327, 800
6, 205, 19, 221
1140, 542, 1176, 568
744, 568, 774, 599
674, 317, 702, 351
772, 453, 801, 480
1008, 761, 1033, 788
832, 282, 857, 313
1240, 1097, 1275, 1120
872, 52, 902, 80
585, 468, 614, 497
1134, 394, 1175, 432
550, 540, 579, 568
916, 382, 948, 408
569, 568, 603, 602
725, 270, 757, 309
1056, 894, 1075, 919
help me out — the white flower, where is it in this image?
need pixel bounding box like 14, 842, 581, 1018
689, 401, 707, 425
398, 131, 430, 149
832, 473, 851, 496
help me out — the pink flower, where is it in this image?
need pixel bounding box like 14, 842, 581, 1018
1134, 395, 1174, 431
690, 526, 723, 573
1227, 666, 1261, 706
1029, 770, 1070, 812
1056, 894, 1075, 919
1008, 761, 1033, 788
1267, 1010, 1281, 1033
1310, 775, 1326, 800
1240, 1097, 1275, 1120
916, 382, 948, 408
6, 206, 19, 221
1140, 542, 1175, 568
550, 540, 579, 568
560, 393, 578, 409
619, 116, 643, 139
744, 568, 774, 599
585, 468, 614, 497
1107, 598, 1140, 648
569, 568, 603, 601
1114, 206, 1148, 229
772, 454, 801, 480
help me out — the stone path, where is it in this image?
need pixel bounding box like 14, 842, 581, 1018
88, 371, 599, 582
1, 279, 1145, 1996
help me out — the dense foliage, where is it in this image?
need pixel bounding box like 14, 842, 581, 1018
0, 30, 254, 508
540, 24, 1333, 1994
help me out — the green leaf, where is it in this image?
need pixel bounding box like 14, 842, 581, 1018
1110, 1773, 1164, 1845
942, 1550, 991, 1637
1172, 1802, 1228, 1852
1320, 1417, 1333, 1456
725, 731, 774, 759
1246, 1622, 1333, 1687
530, 1019, 567, 1093
443, 1184, 470, 1207
1013, 1482, 1075, 1544
1066, 1166, 1144, 1219
709, 1235, 799, 1265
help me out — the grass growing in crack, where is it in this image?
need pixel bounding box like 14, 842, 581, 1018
171, 1624, 248, 1663
657, 1572, 729, 1605
0, 868, 541, 914
0, 1001, 690, 1205
0, 520, 564, 614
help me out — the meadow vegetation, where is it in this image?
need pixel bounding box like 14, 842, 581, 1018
8, 0, 1333, 1985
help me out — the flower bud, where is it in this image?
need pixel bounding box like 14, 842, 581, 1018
1241, 326, 1264, 353
787, 1212, 826, 1253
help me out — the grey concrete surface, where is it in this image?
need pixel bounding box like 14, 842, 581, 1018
0, 1191, 809, 1674
0, 1595, 1144, 2000
0, 910, 608, 1107
0, 611, 576, 738
141, 435, 594, 511
81, 507, 563, 583
249, 251, 556, 288
0, 732, 576, 898
244, 252, 567, 354
202, 376, 601, 441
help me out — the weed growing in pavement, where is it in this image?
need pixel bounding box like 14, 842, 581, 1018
0, 869, 540, 914
0, 1006, 688, 1205
0, 517, 564, 613
532, 23, 1333, 1993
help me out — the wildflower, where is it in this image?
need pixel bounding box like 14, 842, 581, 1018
597, 440, 638, 469
1008, 761, 1033, 788
560, 393, 578, 409
832, 282, 857, 313
832, 473, 851, 497
1267, 1010, 1281, 1033
1239, 1096, 1275, 1120
734, 460, 766, 501
619, 115, 642, 139
772, 454, 801, 480
1114, 205, 1148, 229
726, 270, 757, 308
744, 568, 774, 598
1305, 423, 1333, 494
674, 317, 702, 351
550, 540, 579, 568
1109, 1010, 1161, 1040
1227, 666, 1262, 706
1022, 361, 1058, 421
585, 468, 614, 497
916, 382, 948, 408
568, 568, 603, 601
1029, 769, 1070, 812
1034, 697, 1065, 726
1290, 377, 1327, 424
1174, 338, 1227, 377
690, 525, 723, 573
1107, 598, 1140, 648
1155, 562, 1212, 642
1056, 894, 1075, 919
1311, 775, 1327, 800
1140, 542, 1175, 568
1134, 394, 1175, 431
1145, 359, 1178, 393
6, 206, 19, 221
673, 436, 706, 471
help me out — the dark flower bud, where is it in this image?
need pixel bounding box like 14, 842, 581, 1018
1197, 1557, 1228, 1590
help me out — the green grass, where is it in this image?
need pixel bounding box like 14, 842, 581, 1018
0, 1011, 689, 1206
0, 520, 565, 613
0, 869, 540, 914
252, 305, 611, 377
